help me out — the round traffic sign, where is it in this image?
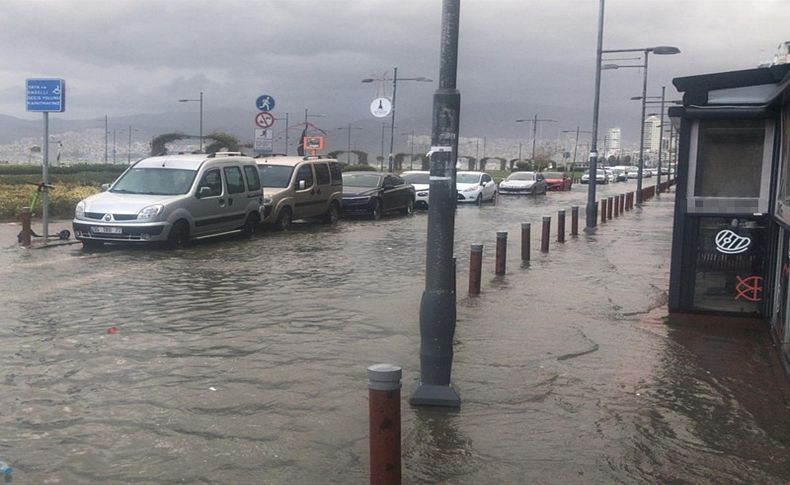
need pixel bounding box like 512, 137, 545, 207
255, 112, 275, 128
256, 95, 276, 112
370, 97, 392, 118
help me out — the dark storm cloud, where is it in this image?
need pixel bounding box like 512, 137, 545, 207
0, 0, 787, 146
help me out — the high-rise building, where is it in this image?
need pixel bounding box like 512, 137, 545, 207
644, 115, 662, 160
604, 127, 621, 159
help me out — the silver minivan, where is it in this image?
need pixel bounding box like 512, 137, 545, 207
73, 152, 263, 248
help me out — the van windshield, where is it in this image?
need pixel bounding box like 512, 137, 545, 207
111, 168, 196, 195
259, 165, 294, 188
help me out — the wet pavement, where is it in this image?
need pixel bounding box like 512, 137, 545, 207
1, 181, 789, 484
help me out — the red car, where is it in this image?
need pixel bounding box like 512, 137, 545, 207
541, 171, 573, 191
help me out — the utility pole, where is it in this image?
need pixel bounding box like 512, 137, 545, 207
410, 0, 461, 408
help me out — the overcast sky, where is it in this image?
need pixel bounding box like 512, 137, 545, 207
1, 0, 788, 149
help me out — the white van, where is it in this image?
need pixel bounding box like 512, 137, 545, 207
73, 152, 263, 248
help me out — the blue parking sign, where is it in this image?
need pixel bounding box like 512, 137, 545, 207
26, 79, 65, 112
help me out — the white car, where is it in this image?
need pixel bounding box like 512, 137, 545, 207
456, 171, 497, 203
498, 171, 548, 195
401, 170, 430, 209
581, 169, 609, 184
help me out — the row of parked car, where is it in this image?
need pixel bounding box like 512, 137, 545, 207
580, 165, 668, 184
71, 153, 574, 249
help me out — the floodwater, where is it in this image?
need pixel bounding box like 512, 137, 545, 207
1, 181, 789, 484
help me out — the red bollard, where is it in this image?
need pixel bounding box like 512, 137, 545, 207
600, 198, 607, 223
571, 206, 579, 236
521, 223, 531, 262
495, 231, 507, 275
557, 210, 566, 243
607, 197, 614, 220
469, 244, 483, 295
18, 207, 32, 247
541, 216, 551, 253
368, 364, 402, 485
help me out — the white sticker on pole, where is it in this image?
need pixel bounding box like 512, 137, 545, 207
430, 146, 452, 153
589, 151, 598, 158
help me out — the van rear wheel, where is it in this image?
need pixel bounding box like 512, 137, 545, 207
323, 202, 340, 224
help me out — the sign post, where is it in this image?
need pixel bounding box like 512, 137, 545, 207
26, 79, 65, 244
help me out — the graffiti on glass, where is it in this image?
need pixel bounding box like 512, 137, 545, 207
735, 275, 763, 302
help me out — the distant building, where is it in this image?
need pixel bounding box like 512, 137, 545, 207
604, 127, 621, 159
643, 115, 662, 160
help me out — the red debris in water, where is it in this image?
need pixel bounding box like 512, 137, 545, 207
106, 326, 119, 334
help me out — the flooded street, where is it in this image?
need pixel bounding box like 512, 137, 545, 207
1, 182, 789, 484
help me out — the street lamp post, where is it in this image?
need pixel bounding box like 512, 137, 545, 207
127, 125, 140, 164
401, 130, 416, 169
274, 113, 289, 155
562, 127, 592, 170
178, 91, 204, 152
516, 115, 557, 162
338, 124, 363, 163
601, 46, 679, 204
362, 69, 432, 172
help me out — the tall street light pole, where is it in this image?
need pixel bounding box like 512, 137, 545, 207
362, 70, 431, 172
516, 115, 557, 161
178, 91, 203, 152
601, 46, 679, 204
562, 127, 592, 169
410, 0, 461, 408
127, 125, 140, 164
338, 124, 363, 163
586, 0, 606, 230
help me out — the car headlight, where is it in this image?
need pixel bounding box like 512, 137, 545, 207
137, 204, 163, 221
75, 201, 85, 218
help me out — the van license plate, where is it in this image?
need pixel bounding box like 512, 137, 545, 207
91, 226, 122, 234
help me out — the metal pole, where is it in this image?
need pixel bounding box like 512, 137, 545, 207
112, 129, 116, 163
42, 112, 49, 244
410, 131, 415, 170
557, 210, 566, 243
380, 122, 386, 171
388, 67, 398, 172
347, 123, 352, 159
368, 364, 401, 485
541, 216, 551, 253
586, 0, 605, 230
285, 112, 289, 155
656, 86, 666, 194
571, 206, 579, 236
521, 222, 531, 261
104, 115, 108, 162
531, 114, 538, 160
199, 91, 204, 152
411, 0, 461, 408
128, 125, 132, 164
573, 126, 580, 166
495, 231, 507, 275
469, 244, 483, 296
636, 52, 649, 204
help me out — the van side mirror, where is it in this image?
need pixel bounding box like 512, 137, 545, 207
101, 183, 110, 191
298, 180, 306, 190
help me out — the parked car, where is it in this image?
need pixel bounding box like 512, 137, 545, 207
626, 166, 640, 179
605, 169, 616, 183
342, 171, 415, 219
581, 169, 609, 184
456, 171, 497, 203
541, 171, 572, 191
401, 170, 430, 209
73, 152, 263, 248
255, 156, 343, 230
498, 171, 547, 195
610, 167, 628, 182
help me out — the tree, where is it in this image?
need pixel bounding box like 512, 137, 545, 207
204, 132, 240, 154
